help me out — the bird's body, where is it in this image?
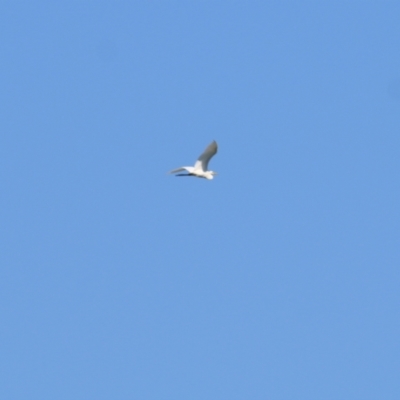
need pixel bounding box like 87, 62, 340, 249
169, 141, 218, 180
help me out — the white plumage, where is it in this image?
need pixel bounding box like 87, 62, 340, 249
169, 141, 218, 180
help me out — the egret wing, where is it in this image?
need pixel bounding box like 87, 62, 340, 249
194, 140, 218, 172
169, 167, 186, 174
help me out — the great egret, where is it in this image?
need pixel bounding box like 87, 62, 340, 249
169, 140, 218, 180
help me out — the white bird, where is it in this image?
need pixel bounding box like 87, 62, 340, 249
169, 141, 218, 180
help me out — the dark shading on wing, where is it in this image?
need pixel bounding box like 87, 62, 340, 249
194, 140, 218, 171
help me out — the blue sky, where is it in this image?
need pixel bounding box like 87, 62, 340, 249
1, 2, 399, 399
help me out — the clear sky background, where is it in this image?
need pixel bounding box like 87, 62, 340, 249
1, 2, 399, 399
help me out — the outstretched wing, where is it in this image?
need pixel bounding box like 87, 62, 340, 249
194, 140, 218, 172
169, 166, 195, 174
169, 167, 186, 174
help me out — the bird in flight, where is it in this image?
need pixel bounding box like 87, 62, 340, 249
169, 140, 218, 180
